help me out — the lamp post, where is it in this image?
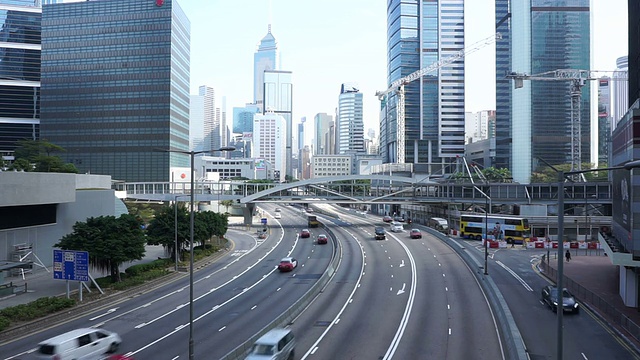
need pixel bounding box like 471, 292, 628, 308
174, 195, 189, 271
474, 186, 491, 275
158, 146, 234, 360
551, 159, 640, 360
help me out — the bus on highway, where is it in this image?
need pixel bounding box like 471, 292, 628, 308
308, 215, 320, 228
459, 213, 530, 244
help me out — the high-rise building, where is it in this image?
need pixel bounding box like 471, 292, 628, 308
598, 78, 613, 166
263, 70, 292, 177
612, 56, 629, 127
337, 83, 364, 154
254, 25, 277, 113
232, 104, 260, 135
40, 0, 190, 182
630, 1, 640, 105
0, 0, 43, 162
199, 86, 221, 154
381, 0, 465, 173
190, 94, 205, 151
253, 113, 286, 182
465, 111, 493, 144
314, 113, 332, 155
495, 1, 591, 183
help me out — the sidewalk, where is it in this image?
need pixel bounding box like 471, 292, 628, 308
542, 251, 640, 349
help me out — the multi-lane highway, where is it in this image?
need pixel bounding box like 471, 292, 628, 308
1, 204, 638, 359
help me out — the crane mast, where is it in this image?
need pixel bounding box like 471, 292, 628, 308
506, 69, 626, 181
376, 33, 501, 164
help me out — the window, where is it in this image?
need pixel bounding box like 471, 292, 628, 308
78, 334, 93, 347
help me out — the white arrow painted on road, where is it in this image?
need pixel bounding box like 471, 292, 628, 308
399, 260, 405, 267
396, 283, 406, 295
89, 308, 118, 321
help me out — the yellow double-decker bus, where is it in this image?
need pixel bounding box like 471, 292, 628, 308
459, 213, 530, 244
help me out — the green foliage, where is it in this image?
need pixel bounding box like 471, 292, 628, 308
0, 316, 9, 331
482, 167, 512, 182
125, 202, 158, 226
55, 214, 146, 282
125, 258, 172, 276
146, 203, 190, 261
0, 297, 75, 322
10, 139, 78, 173
532, 162, 609, 183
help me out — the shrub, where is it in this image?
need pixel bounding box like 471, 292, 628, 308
0, 297, 75, 322
0, 316, 9, 331
125, 258, 171, 276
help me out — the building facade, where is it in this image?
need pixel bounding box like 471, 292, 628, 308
613, 55, 629, 128
263, 70, 292, 178
381, 0, 465, 172
189, 94, 204, 151
598, 78, 613, 166
337, 83, 364, 154
314, 113, 332, 155
0, 0, 43, 162
253, 113, 286, 182
254, 25, 277, 113
40, 0, 190, 182
232, 104, 260, 135
311, 154, 352, 178
496, 0, 592, 183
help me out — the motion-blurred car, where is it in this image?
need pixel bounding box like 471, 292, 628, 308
300, 229, 310, 238
317, 234, 328, 244
382, 216, 393, 223
409, 229, 422, 239
394, 216, 406, 223
278, 257, 298, 272
541, 285, 579, 313
375, 227, 386, 240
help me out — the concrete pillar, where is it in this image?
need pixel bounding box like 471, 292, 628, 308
242, 203, 255, 227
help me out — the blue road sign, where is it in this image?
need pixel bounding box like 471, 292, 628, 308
261, 218, 268, 225
53, 250, 89, 282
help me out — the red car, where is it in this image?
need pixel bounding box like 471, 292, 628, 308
317, 234, 328, 244
278, 257, 298, 272
410, 229, 422, 239
383, 216, 393, 223
300, 229, 310, 238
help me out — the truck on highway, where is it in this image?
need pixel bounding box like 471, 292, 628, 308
308, 215, 320, 228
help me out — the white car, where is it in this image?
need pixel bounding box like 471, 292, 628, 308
35, 328, 121, 360
390, 222, 404, 232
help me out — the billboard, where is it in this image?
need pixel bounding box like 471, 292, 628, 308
612, 168, 631, 234
242, 132, 253, 141
254, 159, 266, 170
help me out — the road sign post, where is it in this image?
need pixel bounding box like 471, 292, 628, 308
53, 250, 89, 299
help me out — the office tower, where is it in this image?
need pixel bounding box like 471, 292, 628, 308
465, 110, 493, 144
0, 1, 42, 162
263, 69, 292, 177
296, 118, 304, 177
314, 113, 332, 155
40, 0, 190, 182
253, 113, 286, 182
199, 86, 221, 154
254, 25, 278, 113
233, 104, 260, 135
325, 120, 336, 155
221, 96, 228, 148
630, 1, 640, 105
382, 0, 465, 172
337, 83, 364, 154
598, 78, 612, 166
190, 94, 205, 151
495, 1, 591, 183
612, 56, 629, 127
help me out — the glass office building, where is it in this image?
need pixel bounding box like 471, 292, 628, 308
496, 0, 591, 183
263, 70, 292, 177
382, 0, 465, 172
337, 84, 364, 154
0, 0, 43, 161
40, 0, 190, 182
254, 26, 277, 113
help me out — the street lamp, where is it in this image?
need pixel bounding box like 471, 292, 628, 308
474, 186, 491, 275
158, 146, 234, 360
174, 195, 190, 271
550, 159, 640, 360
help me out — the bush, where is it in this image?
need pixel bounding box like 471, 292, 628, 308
125, 258, 171, 276
0, 297, 75, 322
0, 316, 9, 332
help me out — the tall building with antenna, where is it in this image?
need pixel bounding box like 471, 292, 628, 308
254, 25, 278, 113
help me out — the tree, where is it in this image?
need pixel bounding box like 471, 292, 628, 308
146, 203, 190, 261
11, 139, 78, 173
54, 214, 146, 282
482, 167, 512, 182
195, 211, 228, 245
219, 200, 234, 213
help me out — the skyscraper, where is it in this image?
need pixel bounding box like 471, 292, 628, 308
314, 113, 332, 155
495, 0, 591, 183
598, 78, 612, 166
0, 0, 42, 161
199, 85, 221, 153
190, 94, 205, 151
253, 113, 285, 181
337, 83, 364, 154
263, 69, 292, 177
40, 0, 190, 182
382, 0, 465, 173
254, 25, 277, 113
612, 56, 629, 127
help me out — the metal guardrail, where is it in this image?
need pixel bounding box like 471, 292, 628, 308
540, 260, 640, 345
219, 220, 341, 360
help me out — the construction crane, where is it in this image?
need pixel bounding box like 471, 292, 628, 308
506, 69, 628, 181
376, 33, 502, 164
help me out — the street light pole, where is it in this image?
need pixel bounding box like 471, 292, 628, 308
552, 159, 640, 360
474, 186, 491, 275
174, 195, 189, 271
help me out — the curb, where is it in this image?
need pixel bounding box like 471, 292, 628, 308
0, 247, 230, 345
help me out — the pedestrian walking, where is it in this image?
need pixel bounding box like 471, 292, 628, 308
565, 249, 571, 262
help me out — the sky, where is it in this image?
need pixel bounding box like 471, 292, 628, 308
67, 0, 630, 146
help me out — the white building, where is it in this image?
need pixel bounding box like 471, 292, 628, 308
253, 113, 286, 181
199, 86, 221, 153
337, 84, 365, 154
612, 56, 629, 128
464, 110, 493, 144
312, 154, 353, 178
194, 156, 271, 180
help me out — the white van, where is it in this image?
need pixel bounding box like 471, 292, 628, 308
35, 328, 121, 360
274, 212, 282, 219
245, 328, 295, 360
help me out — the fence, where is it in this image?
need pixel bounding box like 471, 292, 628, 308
540, 259, 640, 343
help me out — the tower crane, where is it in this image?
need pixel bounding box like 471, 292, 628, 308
376, 33, 502, 164
506, 69, 628, 181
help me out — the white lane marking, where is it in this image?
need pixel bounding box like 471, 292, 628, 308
218, 326, 226, 332
89, 308, 118, 320
495, 261, 533, 291
581, 353, 588, 360
449, 328, 452, 335
399, 260, 405, 267
397, 283, 406, 296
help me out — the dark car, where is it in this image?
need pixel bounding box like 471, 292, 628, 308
409, 229, 422, 239
394, 216, 406, 223
317, 234, 328, 244
541, 285, 579, 313
382, 216, 393, 223
300, 229, 310, 238
375, 226, 386, 240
